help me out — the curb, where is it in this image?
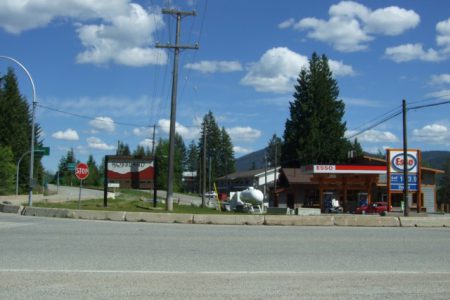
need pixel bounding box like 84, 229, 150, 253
2, 205, 450, 227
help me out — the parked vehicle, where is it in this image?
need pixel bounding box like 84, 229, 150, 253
355, 201, 391, 215
204, 191, 217, 199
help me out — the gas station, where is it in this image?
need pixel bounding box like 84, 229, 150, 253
276, 151, 443, 213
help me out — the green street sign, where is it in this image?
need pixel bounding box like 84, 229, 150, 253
35, 146, 50, 156
67, 162, 76, 171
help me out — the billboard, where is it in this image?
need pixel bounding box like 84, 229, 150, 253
106, 156, 154, 189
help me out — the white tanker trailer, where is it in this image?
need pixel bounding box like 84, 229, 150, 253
228, 187, 266, 213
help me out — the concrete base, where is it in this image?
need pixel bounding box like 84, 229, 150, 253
296, 208, 321, 216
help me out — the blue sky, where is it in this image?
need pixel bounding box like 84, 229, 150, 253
1, 0, 450, 172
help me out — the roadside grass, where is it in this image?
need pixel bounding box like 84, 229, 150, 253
34, 189, 237, 215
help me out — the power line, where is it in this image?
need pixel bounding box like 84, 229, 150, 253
37, 103, 202, 130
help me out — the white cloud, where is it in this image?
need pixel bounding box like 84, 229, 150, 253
0, 1, 167, 67
278, 18, 295, 29
425, 89, 450, 100
430, 74, 450, 85
133, 127, 154, 137
139, 138, 155, 149
185, 60, 243, 74
346, 129, 398, 143
328, 60, 356, 76
412, 124, 450, 145
87, 136, 115, 150
226, 126, 262, 142
76, 4, 167, 66
240, 47, 354, 93
384, 43, 444, 62
46, 95, 161, 118
89, 116, 115, 133
364, 6, 420, 36
158, 119, 201, 141
233, 146, 251, 155
437, 18, 450, 52
51, 128, 79, 141
285, 1, 419, 52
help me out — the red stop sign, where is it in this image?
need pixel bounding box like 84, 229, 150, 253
75, 162, 89, 180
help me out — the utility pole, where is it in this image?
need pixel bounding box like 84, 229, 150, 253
156, 9, 198, 211
202, 124, 207, 208
402, 99, 410, 217
151, 123, 156, 156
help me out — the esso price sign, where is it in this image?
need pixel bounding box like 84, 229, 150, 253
75, 162, 89, 180
391, 153, 418, 172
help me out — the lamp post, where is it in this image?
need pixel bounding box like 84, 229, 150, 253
0, 56, 37, 207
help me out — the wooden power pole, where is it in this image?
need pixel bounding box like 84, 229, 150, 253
156, 9, 198, 211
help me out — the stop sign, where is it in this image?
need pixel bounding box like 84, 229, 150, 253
75, 162, 89, 180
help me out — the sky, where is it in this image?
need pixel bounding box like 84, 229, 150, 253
1, 0, 450, 172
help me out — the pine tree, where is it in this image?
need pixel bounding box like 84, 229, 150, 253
0, 145, 15, 195
266, 134, 282, 167
197, 111, 235, 189
155, 133, 185, 192
218, 127, 235, 176
58, 148, 77, 186
133, 145, 146, 157
85, 155, 100, 186
116, 140, 130, 156
0, 68, 43, 193
282, 53, 349, 167
185, 140, 199, 172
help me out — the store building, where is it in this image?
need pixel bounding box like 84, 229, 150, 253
276, 155, 443, 213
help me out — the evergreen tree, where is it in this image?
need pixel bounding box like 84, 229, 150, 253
185, 140, 199, 172
266, 134, 282, 167
0, 68, 43, 193
57, 148, 77, 186
197, 111, 235, 189
155, 133, 185, 192
116, 140, 130, 156
218, 127, 235, 175
155, 138, 168, 191
282, 53, 349, 167
133, 145, 146, 157
0, 145, 15, 195
85, 155, 100, 186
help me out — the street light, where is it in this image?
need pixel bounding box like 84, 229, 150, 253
0, 55, 37, 207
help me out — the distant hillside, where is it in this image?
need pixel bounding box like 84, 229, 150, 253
235, 148, 266, 172
422, 151, 450, 170
235, 149, 450, 172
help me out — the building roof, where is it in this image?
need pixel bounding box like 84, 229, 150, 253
217, 167, 279, 181
280, 168, 314, 184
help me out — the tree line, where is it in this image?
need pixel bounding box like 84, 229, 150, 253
56, 110, 236, 194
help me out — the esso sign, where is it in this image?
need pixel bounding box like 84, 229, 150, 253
391, 153, 418, 172
75, 162, 89, 180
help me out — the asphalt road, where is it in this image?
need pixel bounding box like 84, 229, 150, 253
1, 214, 450, 299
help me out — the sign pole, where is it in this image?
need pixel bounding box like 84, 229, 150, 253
78, 179, 83, 209
402, 99, 410, 217
74, 162, 89, 209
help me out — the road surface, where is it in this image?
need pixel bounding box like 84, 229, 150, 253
1, 214, 449, 299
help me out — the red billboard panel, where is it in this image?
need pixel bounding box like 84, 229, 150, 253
106, 156, 154, 189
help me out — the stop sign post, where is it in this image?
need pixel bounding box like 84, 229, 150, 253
75, 162, 89, 209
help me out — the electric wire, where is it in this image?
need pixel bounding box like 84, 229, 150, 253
36, 103, 202, 130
